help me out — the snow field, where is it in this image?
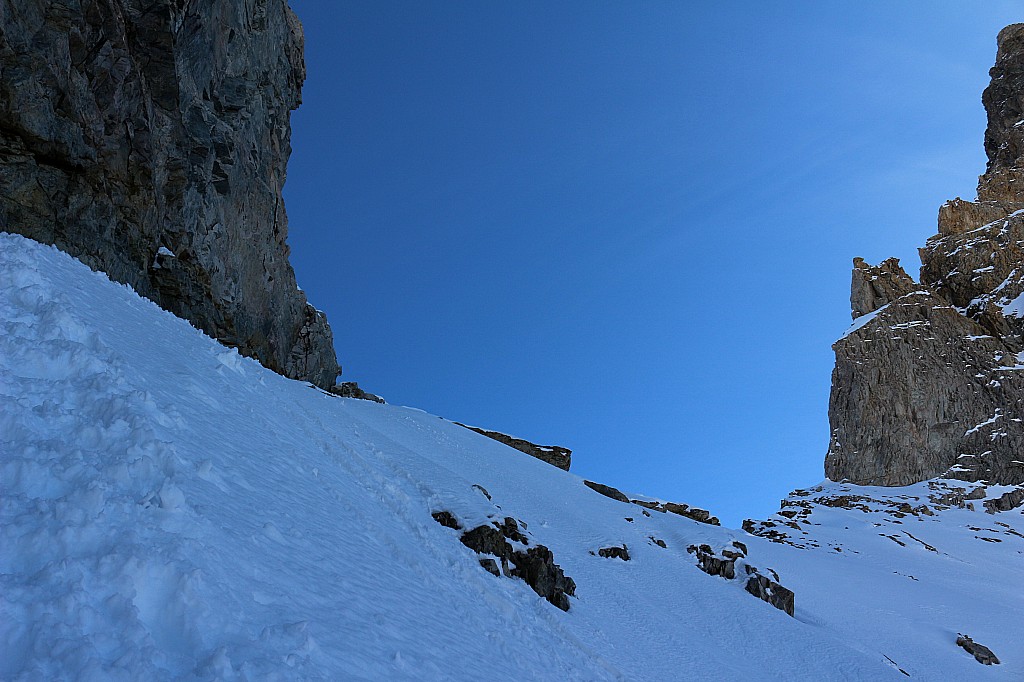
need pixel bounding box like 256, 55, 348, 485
0, 233, 983, 680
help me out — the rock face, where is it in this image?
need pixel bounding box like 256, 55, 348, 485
0, 0, 340, 388
457, 424, 571, 471
825, 24, 1024, 486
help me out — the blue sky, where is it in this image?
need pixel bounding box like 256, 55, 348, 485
283, 1, 1020, 526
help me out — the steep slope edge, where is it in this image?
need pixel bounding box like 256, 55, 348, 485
825, 23, 1024, 486
0, 233, 903, 680
0, 0, 339, 388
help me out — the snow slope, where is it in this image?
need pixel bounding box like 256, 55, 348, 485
747, 480, 1024, 679
0, 232, 1018, 680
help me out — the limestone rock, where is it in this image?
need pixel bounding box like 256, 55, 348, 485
456, 423, 571, 471
0, 0, 340, 388
826, 25, 1024, 487
687, 543, 735, 580
507, 545, 576, 612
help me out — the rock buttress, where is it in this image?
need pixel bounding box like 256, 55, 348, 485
825, 24, 1024, 486
0, 0, 340, 388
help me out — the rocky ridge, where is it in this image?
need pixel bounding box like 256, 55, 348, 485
456, 423, 572, 471
0, 0, 339, 388
826, 23, 1024, 486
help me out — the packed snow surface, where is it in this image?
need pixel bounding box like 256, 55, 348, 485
1, 233, 1021, 680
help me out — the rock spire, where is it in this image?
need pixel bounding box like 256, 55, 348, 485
825, 24, 1024, 486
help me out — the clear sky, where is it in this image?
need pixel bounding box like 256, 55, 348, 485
283, 1, 1021, 526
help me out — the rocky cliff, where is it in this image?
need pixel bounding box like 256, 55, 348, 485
0, 0, 340, 388
825, 23, 1024, 486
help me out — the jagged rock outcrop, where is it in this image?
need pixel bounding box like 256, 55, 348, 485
437, 512, 577, 612
956, 635, 1001, 666
329, 382, 385, 403
0, 0, 340, 388
826, 24, 1024, 486
457, 423, 572, 470
686, 541, 794, 616
631, 498, 721, 526
596, 544, 630, 560
583, 479, 630, 502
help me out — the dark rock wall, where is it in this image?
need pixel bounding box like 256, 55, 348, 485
825, 24, 1024, 486
0, 0, 340, 388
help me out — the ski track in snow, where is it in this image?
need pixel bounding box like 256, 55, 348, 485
1, 233, 1020, 680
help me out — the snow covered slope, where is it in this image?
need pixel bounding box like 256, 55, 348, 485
745, 480, 1023, 679
0, 232, 1018, 680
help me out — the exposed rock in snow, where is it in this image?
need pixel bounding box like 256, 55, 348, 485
597, 545, 630, 561
456, 517, 576, 612
984, 487, 1024, 513
743, 569, 795, 617
583, 480, 630, 502
686, 541, 794, 616
329, 381, 386, 403
456, 423, 572, 470
744, 478, 1023, 676
632, 498, 721, 526
957, 634, 1001, 666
